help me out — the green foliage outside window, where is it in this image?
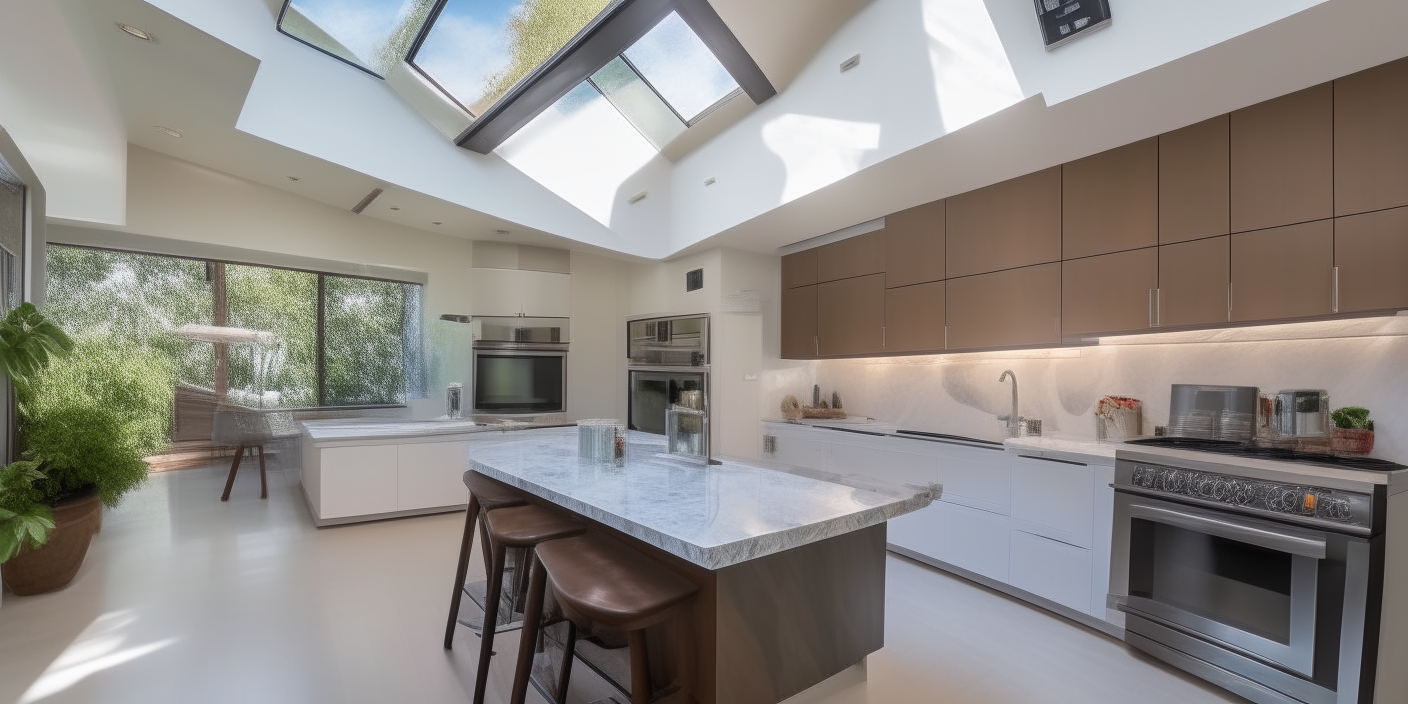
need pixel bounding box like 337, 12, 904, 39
474, 0, 613, 114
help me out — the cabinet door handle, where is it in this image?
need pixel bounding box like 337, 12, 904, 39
1332, 266, 1340, 314
882, 326, 886, 348
813, 335, 819, 356
1148, 289, 1160, 328
944, 324, 948, 350
1227, 282, 1233, 322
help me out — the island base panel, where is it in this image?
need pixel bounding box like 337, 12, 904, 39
534, 522, 886, 704
715, 523, 887, 704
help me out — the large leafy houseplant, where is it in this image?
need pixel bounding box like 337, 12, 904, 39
0, 304, 72, 565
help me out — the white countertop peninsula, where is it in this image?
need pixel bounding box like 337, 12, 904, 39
470, 428, 937, 570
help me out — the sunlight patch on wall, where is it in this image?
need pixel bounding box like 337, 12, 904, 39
922, 0, 1025, 133
762, 114, 881, 203
496, 82, 657, 227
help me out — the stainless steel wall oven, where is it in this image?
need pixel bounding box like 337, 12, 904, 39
470, 316, 568, 415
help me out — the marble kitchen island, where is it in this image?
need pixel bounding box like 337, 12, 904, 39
468, 428, 938, 704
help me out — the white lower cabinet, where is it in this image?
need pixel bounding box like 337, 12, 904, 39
939, 501, 1010, 582
319, 445, 399, 519
1010, 455, 1094, 548
396, 441, 471, 510
1008, 529, 1093, 614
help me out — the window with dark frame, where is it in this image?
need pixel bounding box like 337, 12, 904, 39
274, 0, 774, 155
43, 244, 424, 410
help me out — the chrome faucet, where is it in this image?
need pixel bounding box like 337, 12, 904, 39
998, 370, 1019, 437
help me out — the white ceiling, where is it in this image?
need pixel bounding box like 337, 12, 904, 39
16, 0, 1408, 263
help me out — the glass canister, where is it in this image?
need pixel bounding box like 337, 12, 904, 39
578, 419, 626, 461
1275, 390, 1331, 437
446, 383, 463, 419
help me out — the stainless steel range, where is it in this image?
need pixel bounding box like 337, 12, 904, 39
1110, 437, 1408, 704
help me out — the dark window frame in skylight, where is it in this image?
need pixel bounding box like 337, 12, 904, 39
429, 0, 774, 154
276, 0, 436, 79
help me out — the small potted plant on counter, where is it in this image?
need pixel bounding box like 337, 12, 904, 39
1330, 407, 1375, 455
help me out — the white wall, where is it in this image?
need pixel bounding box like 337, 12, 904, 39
46, 146, 633, 421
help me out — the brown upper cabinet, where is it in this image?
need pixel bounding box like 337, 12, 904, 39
946, 264, 1061, 350
1160, 115, 1231, 244
1335, 58, 1408, 217
884, 200, 945, 288
1335, 206, 1408, 314
884, 281, 946, 353
818, 231, 885, 283
781, 249, 818, 289
1063, 139, 1159, 260
947, 168, 1062, 278
1159, 236, 1230, 328
780, 285, 819, 358
1230, 83, 1333, 234
1061, 248, 1158, 338
1230, 220, 1333, 322
818, 274, 885, 356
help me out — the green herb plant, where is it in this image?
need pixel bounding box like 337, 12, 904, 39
1331, 407, 1373, 431
0, 461, 54, 563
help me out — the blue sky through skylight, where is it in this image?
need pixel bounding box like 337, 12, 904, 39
624, 12, 739, 122
287, 0, 426, 73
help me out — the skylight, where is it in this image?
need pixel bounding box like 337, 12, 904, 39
279, 0, 437, 76
411, 0, 614, 116
622, 11, 740, 123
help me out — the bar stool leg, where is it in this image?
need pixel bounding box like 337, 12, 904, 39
555, 621, 577, 703
444, 495, 482, 649
220, 445, 245, 501
473, 543, 508, 704
510, 555, 549, 704
628, 629, 652, 704
257, 445, 267, 499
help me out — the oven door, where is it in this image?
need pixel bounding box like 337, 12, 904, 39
1118, 493, 1326, 678
628, 370, 706, 435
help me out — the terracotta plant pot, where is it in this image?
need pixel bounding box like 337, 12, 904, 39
1, 491, 102, 596
1331, 428, 1375, 455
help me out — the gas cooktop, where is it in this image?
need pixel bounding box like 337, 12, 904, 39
1125, 437, 1407, 472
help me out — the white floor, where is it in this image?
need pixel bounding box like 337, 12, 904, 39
0, 462, 1248, 704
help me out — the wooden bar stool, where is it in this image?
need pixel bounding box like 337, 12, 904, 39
473, 504, 586, 704
510, 533, 699, 704
444, 472, 528, 650
213, 409, 274, 502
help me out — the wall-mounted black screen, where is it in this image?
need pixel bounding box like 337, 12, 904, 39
1034, 0, 1111, 50
474, 354, 565, 413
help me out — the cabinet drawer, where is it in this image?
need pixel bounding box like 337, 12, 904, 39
1011, 455, 1093, 548
396, 441, 470, 511
1334, 207, 1408, 313
319, 445, 398, 519
818, 273, 885, 356
762, 427, 830, 471
946, 263, 1061, 350
892, 501, 1009, 582
818, 231, 885, 282
932, 446, 1011, 512
1009, 530, 1093, 615
780, 285, 818, 358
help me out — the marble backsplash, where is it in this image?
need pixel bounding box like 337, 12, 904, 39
761, 326, 1408, 463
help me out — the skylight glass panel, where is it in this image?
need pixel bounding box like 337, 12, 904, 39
622, 12, 740, 123
280, 0, 437, 76
412, 0, 614, 116
590, 57, 685, 149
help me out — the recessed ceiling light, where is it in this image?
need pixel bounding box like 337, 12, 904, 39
494, 229, 510, 235
431, 221, 442, 225
389, 206, 400, 211
116, 24, 153, 41
154, 125, 182, 138
287, 176, 301, 182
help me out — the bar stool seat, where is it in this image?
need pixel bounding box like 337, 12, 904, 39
473, 504, 586, 704
444, 472, 528, 650
511, 533, 699, 704
537, 535, 698, 632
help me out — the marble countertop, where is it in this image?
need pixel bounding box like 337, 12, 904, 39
300, 419, 565, 443
469, 428, 938, 570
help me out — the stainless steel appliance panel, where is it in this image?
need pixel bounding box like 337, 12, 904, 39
628, 315, 709, 367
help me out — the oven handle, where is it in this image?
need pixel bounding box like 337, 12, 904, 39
1129, 503, 1327, 559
